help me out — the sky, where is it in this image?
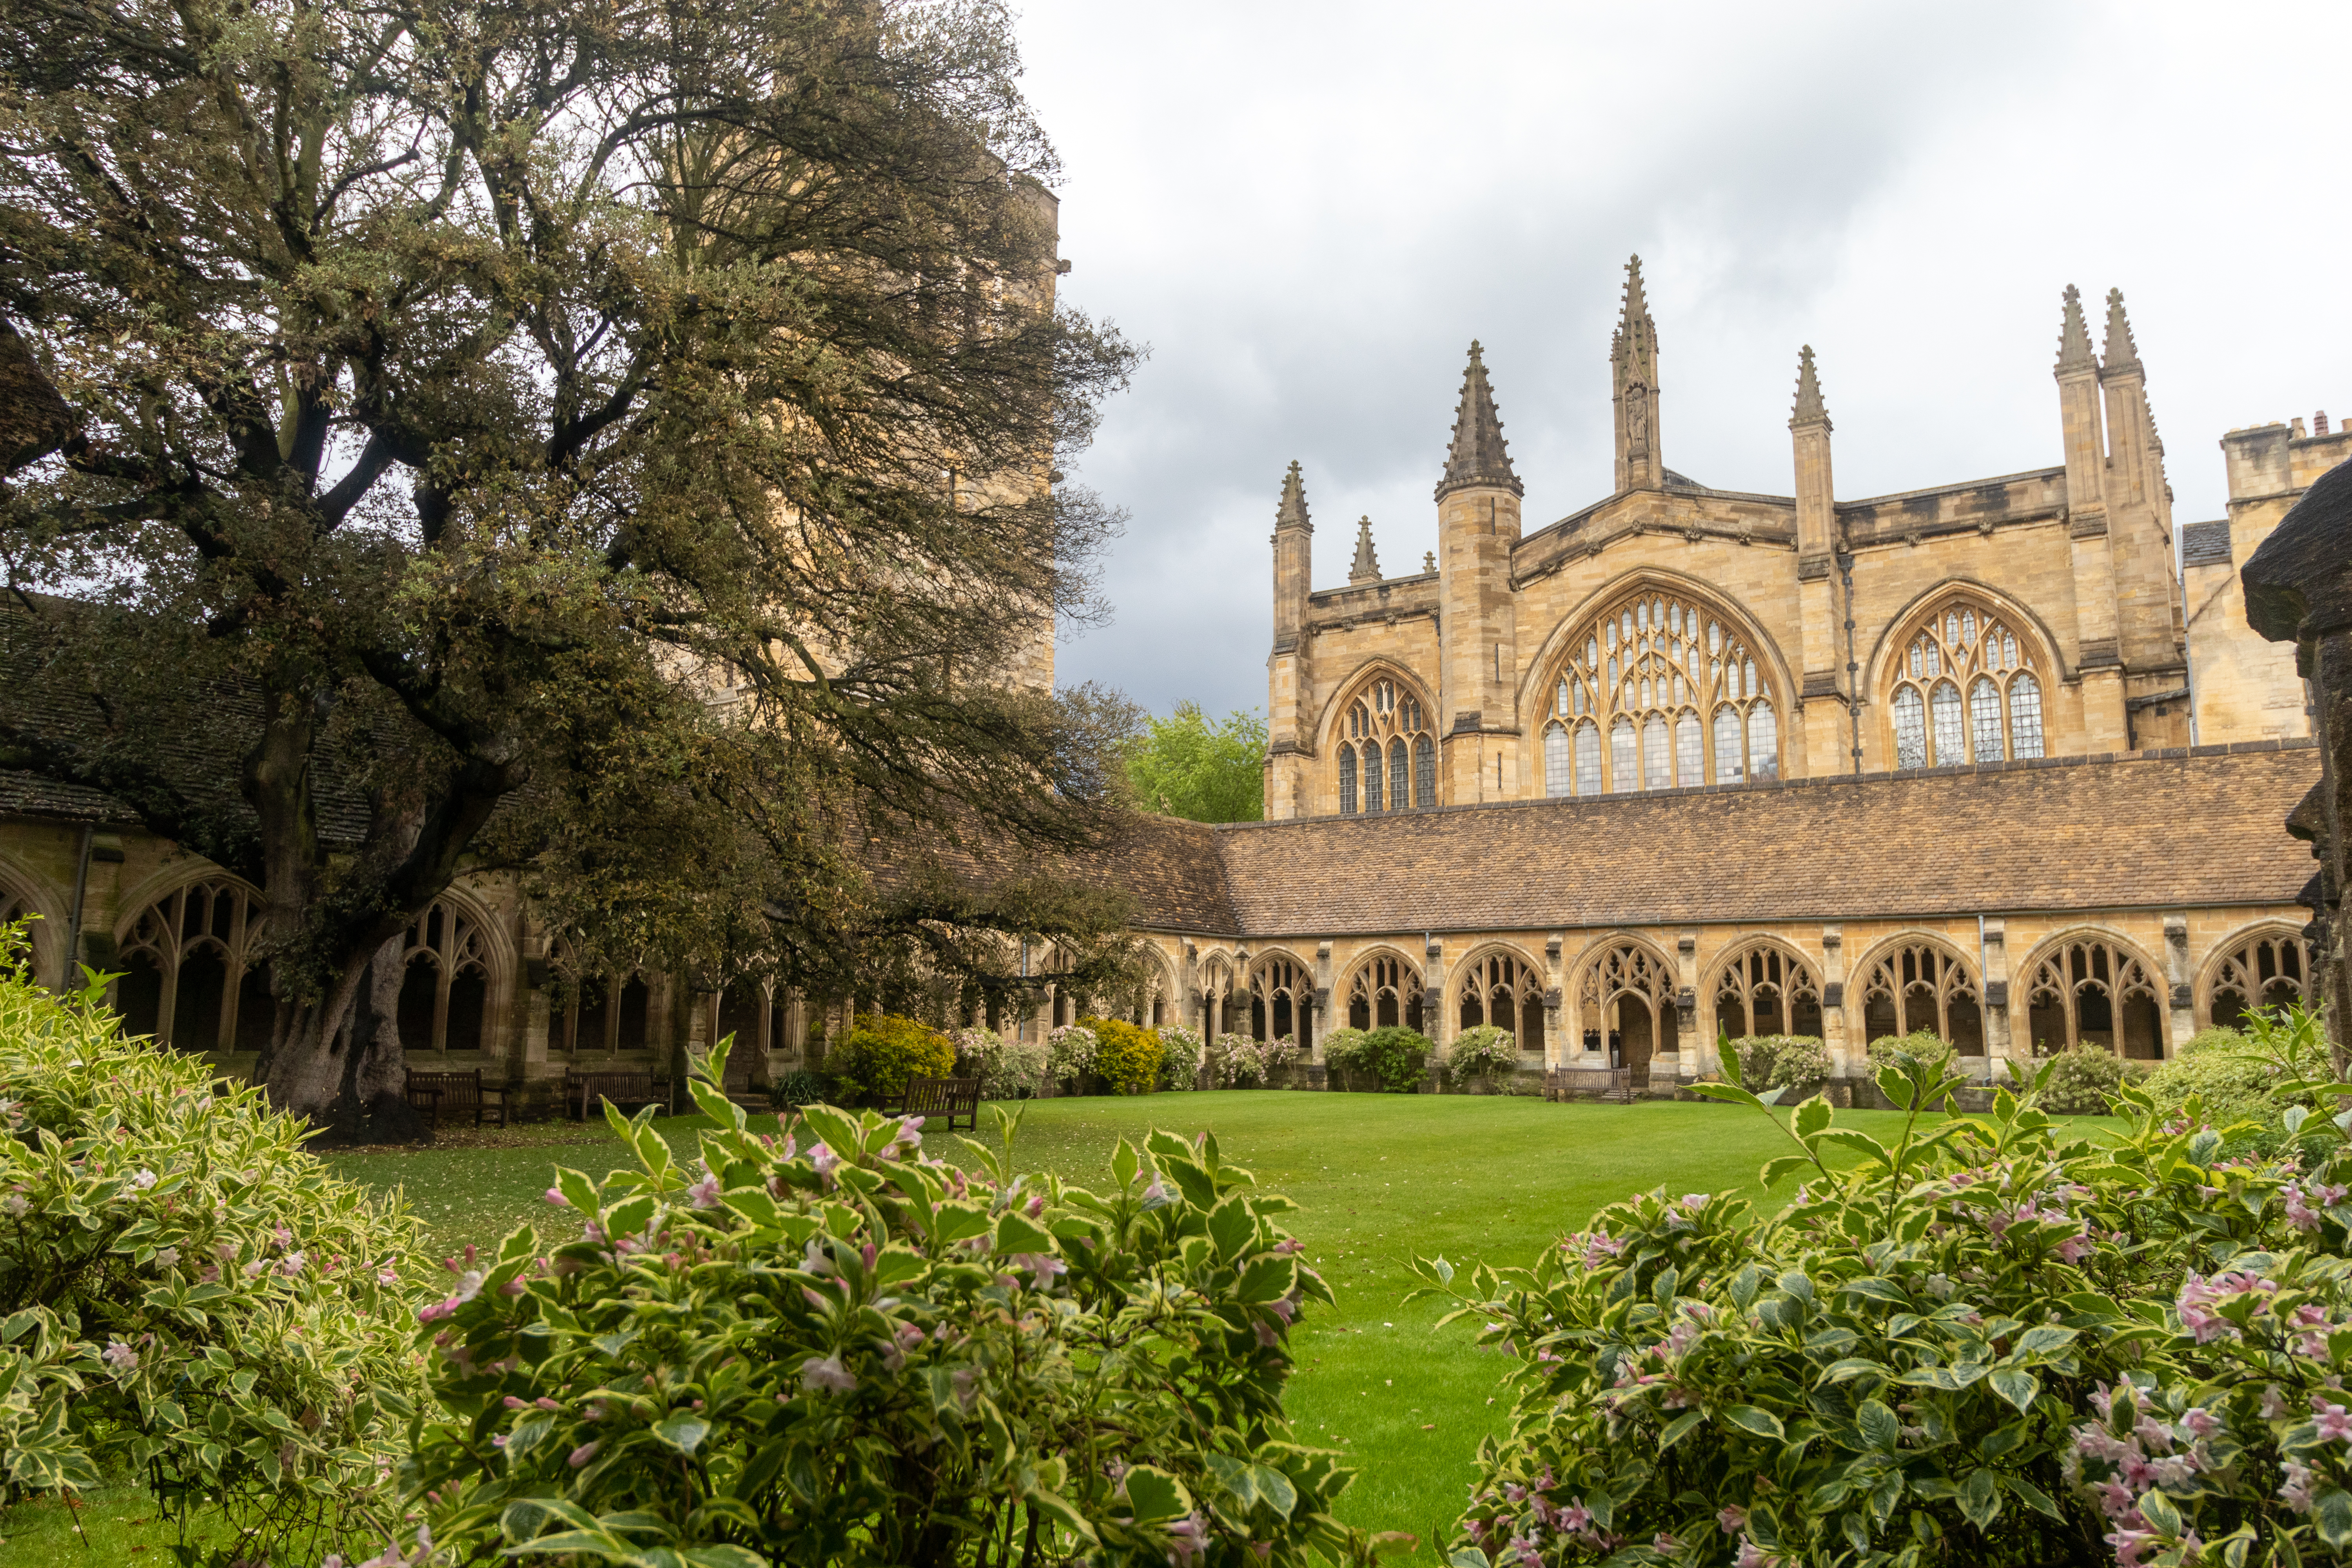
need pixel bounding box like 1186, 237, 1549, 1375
1014, 0, 2352, 720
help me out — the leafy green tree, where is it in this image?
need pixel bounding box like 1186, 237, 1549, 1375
0, 0, 1139, 1129
1124, 702, 1266, 823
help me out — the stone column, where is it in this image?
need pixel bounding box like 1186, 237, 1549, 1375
1424, 938, 1448, 1053
1312, 940, 1334, 1062
1980, 920, 2013, 1076
1543, 933, 1566, 1069
1820, 927, 1850, 1077
2162, 916, 2196, 1052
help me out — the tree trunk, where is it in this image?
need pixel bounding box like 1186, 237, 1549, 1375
263, 935, 432, 1144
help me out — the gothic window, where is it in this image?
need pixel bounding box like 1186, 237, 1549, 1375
1336, 677, 1434, 813
2024, 936, 2165, 1059
1455, 949, 1543, 1056
114, 878, 274, 1055
0, 884, 33, 978
1577, 940, 1676, 1084
1713, 944, 1822, 1039
548, 937, 653, 1054
1347, 954, 1425, 1033
1197, 955, 1235, 1042
1858, 939, 1984, 1054
1249, 956, 1309, 1044
1889, 602, 2045, 768
2204, 928, 2310, 1030
1547, 590, 1776, 793
397, 898, 493, 1053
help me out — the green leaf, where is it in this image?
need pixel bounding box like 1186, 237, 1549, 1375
1875, 1063, 1916, 1111
2317, 1489, 2352, 1550
994, 1212, 1054, 1256
1124, 1465, 1192, 1523
1958, 1469, 2000, 1530
1859, 1399, 1900, 1452
1691, 1083, 1767, 1111
503, 1529, 630, 1558
1658, 1411, 1705, 1450
1027, 1488, 1101, 1545
2002, 1475, 2063, 1521
1250, 1464, 1298, 1519
1448, 1552, 1494, 1568
1988, 1367, 2040, 1414
1236, 1255, 1298, 1303
2139, 1488, 2183, 1536
652, 1414, 711, 1456
1840, 1276, 1911, 1304
2014, 1325, 2078, 1356
1813, 1128, 1893, 1164
555, 1168, 599, 1214
1722, 1405, 1784, 1440
682, 1550, 772, 1568
1207, 1195, 1256, 1261
798, 1105, 864, 1161
1759, 1154, 1811, 1188
1794, 1096, 1832, 1139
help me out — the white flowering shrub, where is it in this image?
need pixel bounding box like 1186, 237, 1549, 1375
950, 1027, 1050, 1100
1445, 1026, 1520, 1083
1411, 1009, 2352, 1568
406, 1046, 1399, 1568
1046, 1023, 1099, 1084
1156, 1025, 1206, 1091
1205, 1033, 1299, 1089
0, 927, 426, 1563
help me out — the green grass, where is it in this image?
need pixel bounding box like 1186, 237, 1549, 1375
0, 1091, 2116, 1562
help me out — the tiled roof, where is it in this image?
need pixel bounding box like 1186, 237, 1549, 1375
2180, 519, 2232, 568
1209, 744, 2320, 938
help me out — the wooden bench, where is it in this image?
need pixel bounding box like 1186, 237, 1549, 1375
888, 1074, 980, 1132
1545, 1065, 1633, 1103
404, 1069, 510, 1129
564, 1069, 673, 1121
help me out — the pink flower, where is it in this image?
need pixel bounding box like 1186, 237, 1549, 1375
800, 1354, 857, 1395
101, 1340, 138, 1372
1165, 1512, 1209, 1568
1735, 1537, 1779, 1568
568, 1441, 600, 1468
1717, 1504, 1748, 1534
686, 1173, 722, 1209
1011, 1251, 1066, 1285
543, 1186, 568, 1207
1025, 1193, 1046, 1219
2281, 1459, 2318, 1513
2180, 1406, 2220, 1439
2311, 1397, 2352, 1444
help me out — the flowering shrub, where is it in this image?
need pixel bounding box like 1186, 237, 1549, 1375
1086, 1017, 1167, 1095
1410, 1019, 2352, 1568
1727, 1034, 1829, 1090
1444, 1025, 1521, 1085
1866, 1028, 1957, 1076
2039, 1044, 2129, 1116
405, 1046, 1403, 1568
1346, 1027, 1428, 1093
0, 931, 426, 1563
950, 1027, 1051, 1100
1207, 1031, 1300, 1089
1046, 1022, 1099, 1084
829, 1013, 955, 1105
1157, 1025, 1206, 1091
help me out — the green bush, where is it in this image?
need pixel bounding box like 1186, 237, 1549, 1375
1046, 1023, 1099, 1084
768, 1067, 837, 1109
1410, 1037, 2352, 1567
1084, 1016, 1167, 1095
2141, 1025, 2286, 1137
1866, 1028, 1956, 1076
829, 1013, 955, 1105
1156, 1025, 1205, 1091
407, 1051, 1392, 1568
2038, 1044, 2127, 1114
1352, 1026, 1430, 1093
1445, 1025, 1520, 1083
0, 927, 426, 1562
948, 1027, 1050, 1100
1729, 1034, 1830, 1090
1204, 1031, 1298, 1089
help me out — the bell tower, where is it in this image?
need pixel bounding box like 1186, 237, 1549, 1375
1611, 256, 1664, 492
1435, 341, 1524, 801
1266, 461, 1314, 819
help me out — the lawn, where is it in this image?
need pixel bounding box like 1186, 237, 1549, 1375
0, 1090, 2110, 1562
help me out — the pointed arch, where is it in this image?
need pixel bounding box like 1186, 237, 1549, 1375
1339, 945, 1426, 1034
1246, 948, 1314, 1044
112, 872, 271, 1056
0, 851, 68, 987
1708, 936, 1823, 1041
397, 887, 514, 1054
1316, 662, 1439, 813
1864, 581, 2067, 769
2014, 928, 2167, 1059
1850, 932, 1985, 1054
1523, 571, 1793, 793
2197, 921, 2312, 1032
1570, 933, 1678, 1085
1449, 943, 1544, 1056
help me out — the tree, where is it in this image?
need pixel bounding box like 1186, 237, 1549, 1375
0, 0, 1140, 1130
1123, 702, 1265, 823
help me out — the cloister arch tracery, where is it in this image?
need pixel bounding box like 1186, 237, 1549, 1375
1575, 937, 1677, 1083
1248, 952, 1312, 1044
1196, 953, 1239, 1040
1539, 585, 1780, 796
2199, 924, 2312, 1030
1711, 939, 1822, 1040
114, 875, 272, 1055
1881, 595, 2049, 769
546, 934, 655, 1055
396, 895, 504, 1054
1343, 949, 1425, 1033
1855, 935, 1984, 1054
1453, 946, 1544, 1055
2018, 931, 2165, 1059
0, 860, 62, 984
1330, 669, 1437, 815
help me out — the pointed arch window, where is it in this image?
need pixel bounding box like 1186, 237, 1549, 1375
1889, 603, 2045, 768
397, 898, 493, 1053
1455, 949, 1544, 1057
1577, 941, 1676, 1085
1336, 677, 1434, 813
114, 878, 274, 1056
1347, 954, 1425, 1033
1548, 590, 1777, 792
1713, 944, 1822, 1039
1858, 940, 1984, 1054
2204, 929, 2310, 1030
1249, 956, 1309, 1044
2024, 936, 2164, 1059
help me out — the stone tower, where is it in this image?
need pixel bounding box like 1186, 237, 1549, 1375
1266, 461, 1314, 818
1788, 345, 1849, 770
1435, 341, 1524, 801
2055, 284, 2128, 749
1611, 256, 1664, 492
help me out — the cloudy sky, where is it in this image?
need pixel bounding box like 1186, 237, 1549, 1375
1013, 0, 2352, 720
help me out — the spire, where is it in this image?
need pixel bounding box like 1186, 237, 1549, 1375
2100, 287, 2140, 374
1274, 459, 1311, 532
1436, 340, 1523, 501
1789, 345, 1831, 430
1612, 254, 1663, 490
1619, 254, 1650, 338
2055, 284, 2097, 375
1347, 517, 1381, 584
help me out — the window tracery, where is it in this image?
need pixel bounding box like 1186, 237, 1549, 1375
1249, 955, 1310, 1043
2023, 936, 2164, 1059
1857, 939, 1984, 1053
1543, 590, 1776, 796
1346, 954, 1424, 1033
399, 898, 494, 1053
1887, 602, 2045, 769
115, 878, 273, 1055
1713, 944, 1822, 1039
1455, 949, 1543, 1054
1576, 940, 1677, 1083
2204, 929, 2310, 1030
1336, 677, 1435, 814
548, 935, 654, 1054
1198, 955, 1238, 1041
